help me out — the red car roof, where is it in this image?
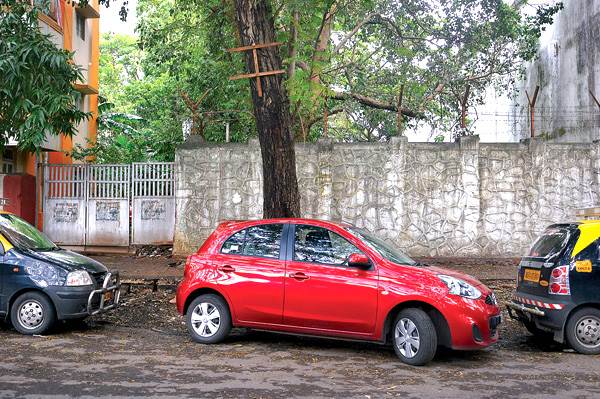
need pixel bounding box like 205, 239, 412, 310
216, 218, 353, 230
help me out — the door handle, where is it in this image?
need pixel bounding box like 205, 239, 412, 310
219, 265, 235, 273
289, 272, 309, 281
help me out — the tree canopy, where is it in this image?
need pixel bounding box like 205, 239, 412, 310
95, 0, 562, 155
0, 0, 88, 152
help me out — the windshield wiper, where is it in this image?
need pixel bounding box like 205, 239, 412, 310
34, 246, 60, 252
412, 261, 429, 267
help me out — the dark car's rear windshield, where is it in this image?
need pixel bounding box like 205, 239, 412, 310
528, 227, 571, 259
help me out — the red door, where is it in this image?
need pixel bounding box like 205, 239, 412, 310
215, 224, 286, 325
283, 224, 378, 335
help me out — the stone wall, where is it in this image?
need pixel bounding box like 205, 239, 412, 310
174, 137, 600, 256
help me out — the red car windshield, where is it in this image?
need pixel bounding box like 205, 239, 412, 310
0, 214, 58, 251
528, 227, 570, 259
348, 227, 417, 266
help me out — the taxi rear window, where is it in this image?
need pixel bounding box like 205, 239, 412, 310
528, 228, 570, 259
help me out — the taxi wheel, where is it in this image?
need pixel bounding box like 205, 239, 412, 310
186, 294, 231, 344
566, 307, 600, 355
10, 292, 56, 335
392, 308, 437, 366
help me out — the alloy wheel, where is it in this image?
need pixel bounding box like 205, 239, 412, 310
190, 302, 221, 337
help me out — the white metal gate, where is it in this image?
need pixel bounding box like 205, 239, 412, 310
86, 164, 130, 246
132, 162, 176, 245
43, 164, 87, 245
42, 163, 175, 248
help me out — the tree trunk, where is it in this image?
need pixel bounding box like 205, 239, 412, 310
233, 0, 301, 218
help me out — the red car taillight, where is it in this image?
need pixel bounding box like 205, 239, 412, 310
548, 265, 570, 295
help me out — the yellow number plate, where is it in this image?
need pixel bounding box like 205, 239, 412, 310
103, 292, 113, 302
576, 260, 592, 273
523, 268, 541, 282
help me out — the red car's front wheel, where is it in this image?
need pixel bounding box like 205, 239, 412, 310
186, 294, 232, 344
392, 308, 437, 366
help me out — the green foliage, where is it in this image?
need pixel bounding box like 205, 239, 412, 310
72, 94, 185, 163
98, 33, 142, 113
97, 0, 562, 148
137, 0, 255, 141
0, 0, 89, 152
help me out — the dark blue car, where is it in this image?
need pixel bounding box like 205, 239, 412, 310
0, 212, 120, 335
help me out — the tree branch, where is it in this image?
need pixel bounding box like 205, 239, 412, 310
331, 91, 421, 118
287, 10, 299, 78
306, 108, 344, 131
333, 12, 379, 53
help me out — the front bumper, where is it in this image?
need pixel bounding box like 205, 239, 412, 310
444, 298, 502, 350
87, 272, 121, 316
47, 272, 121, 320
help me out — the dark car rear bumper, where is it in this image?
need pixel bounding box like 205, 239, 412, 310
507, 293, 571, 342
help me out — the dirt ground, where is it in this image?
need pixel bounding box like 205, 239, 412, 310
1, 256, 599, 398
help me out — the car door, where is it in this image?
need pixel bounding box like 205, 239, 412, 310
0, 238, 5, 314
0, 233, 13, 316
213, 223, 287, 325
570, 237, 600, 303
283, 224, 378, 335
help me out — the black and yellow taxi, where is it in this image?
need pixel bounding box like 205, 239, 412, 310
508, 219, 600, 354
0, 212, 120, 335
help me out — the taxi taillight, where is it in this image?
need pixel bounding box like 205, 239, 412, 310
549, 265, 570, 295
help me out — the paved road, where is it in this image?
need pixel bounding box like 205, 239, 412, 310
1, 317, 599, 399
0, 265, 596, 399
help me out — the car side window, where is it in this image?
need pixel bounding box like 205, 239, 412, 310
221, 230, 246, 255
221, 225, 283, 259
243, 224, 283, 259
294, 225, 361, 266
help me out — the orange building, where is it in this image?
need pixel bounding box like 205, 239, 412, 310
0, 0, 100, 225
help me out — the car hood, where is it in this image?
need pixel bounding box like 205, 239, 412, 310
426, 266, 486, 288
22, 248, 108, 274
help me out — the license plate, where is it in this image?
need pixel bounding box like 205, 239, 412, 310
523, 268, 541, 283
103, 292, 113, 302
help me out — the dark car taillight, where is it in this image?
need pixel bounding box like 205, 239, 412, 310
549, 265, 570, 295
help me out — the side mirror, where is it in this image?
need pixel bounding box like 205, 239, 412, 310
348, 253, 371, 269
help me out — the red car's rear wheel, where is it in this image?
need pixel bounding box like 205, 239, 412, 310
186, 294, 231, 344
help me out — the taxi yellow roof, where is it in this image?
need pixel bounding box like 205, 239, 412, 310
572, 220, 600, 257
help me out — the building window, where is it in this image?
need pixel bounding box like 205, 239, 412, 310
77, 94, 86, 112
76, 12, 86, 41
1, 149, 15, 174
34, 0, 62, 26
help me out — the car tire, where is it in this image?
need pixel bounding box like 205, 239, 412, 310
10, 292, 56, 335
566, 307, 600, 355
392, 308, 437, 366
186, 294, 232, 344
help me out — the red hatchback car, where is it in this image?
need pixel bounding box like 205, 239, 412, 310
176, 219, 501, 365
